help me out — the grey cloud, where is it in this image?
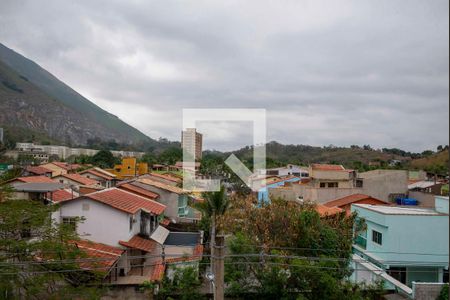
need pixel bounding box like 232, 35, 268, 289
0, 0, 448, 152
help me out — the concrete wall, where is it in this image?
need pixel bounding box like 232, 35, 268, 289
142, 186, 179, 220
80, 173, 111, 188
435, 196, 449, 214
409, 191, 435, 208
310, 169, 353, 181
270, 169, 408, 203
412, 282, 447, 300
359, 170, 408, 202
58, 198, 138, 247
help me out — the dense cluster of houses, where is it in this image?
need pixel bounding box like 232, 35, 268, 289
2, 157, 448, 296
3, 158, 203, 287
253, 163, 449, 297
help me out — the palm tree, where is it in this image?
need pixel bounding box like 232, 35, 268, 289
197, 185, 229, 271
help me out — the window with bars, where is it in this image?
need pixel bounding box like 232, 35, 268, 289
62, 217, 77, 231
372, 230, 382, 245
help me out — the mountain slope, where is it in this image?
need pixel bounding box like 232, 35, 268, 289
226, 141, 409, 168
0, 43, 152, 146
409, 149, 449, 174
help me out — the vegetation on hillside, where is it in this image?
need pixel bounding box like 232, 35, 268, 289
409, 149, 449, 175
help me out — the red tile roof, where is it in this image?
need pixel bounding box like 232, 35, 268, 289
316, 204, 343, 217
73, 188, 166, 215
51, 162, 81, 171
26, 166, 52, 175
58, 173, 100, 186
80, 168, 115, 180
17, 176, 56, 183
324, 194, 386, 208
311, 164, 346, 171
73, 240, 124, 272
159, 217, 171, 226
150, 260, 166, 282
119, 235, 157, 252
148, 173, 182, 183
165, 244, 204, 264
46, 189, 74, 202
118, 183, 159, 200
138, 178, 186, 194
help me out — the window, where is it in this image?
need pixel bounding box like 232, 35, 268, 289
328, 182, 338, 188
129, 216, 134, 231
320, 182, 326, 188
372, 230, 382, 245
356, 179, 363, 188
62, 217, 77, 231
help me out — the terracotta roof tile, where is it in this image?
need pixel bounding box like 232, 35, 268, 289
51, 162, 81, 171
119, 235, 157, 252
58, 173, 100, 186
80, 168, 115, 180
69, 188, 166, 215
46, 189, 74, 202
26, 166, 52, 175
165, 244, 203, 264
147, 173, 182, 183
138, 178, 186, 194
311, 164, 346, 171
150, 261, 166, 282
316, 204, 343, 217
73, 240, 124, 272
324, 194, 386, 208
118, 183, 160, 200
17, 176, 56, 183
159, 217, 171, 226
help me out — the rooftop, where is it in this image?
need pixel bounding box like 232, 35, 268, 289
138, 178, 186, 194
164, 232, 201, 246
353, 204, 446, 216
16, 176, 56, 183
50, 162, 82, 171
145, 173, 182, 183
408, 180, 440, 189
63, 188, 166, 215
26, 166, 52, 175
316, 204, 343, 216
80, 168, 116, 180
311, 164, 346, 171
324, 194, 387, 208
117, 183, 160, 200
119, 235, 157, 252
73, 240, 124, 272
56, 173, 100, 186
45, 189, 74, 202
13, 182, 65, 192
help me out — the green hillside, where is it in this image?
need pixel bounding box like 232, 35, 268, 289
409, 149, 449, 175
0, 43, 151, 145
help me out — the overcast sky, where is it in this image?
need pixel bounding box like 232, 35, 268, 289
0, 0, 448, 152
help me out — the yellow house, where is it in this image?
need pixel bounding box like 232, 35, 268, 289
107, 157, 148, 180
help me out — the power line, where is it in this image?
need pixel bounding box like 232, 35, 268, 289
0, 259, 446, 276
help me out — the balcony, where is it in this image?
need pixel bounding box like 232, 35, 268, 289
355, 235, 367, 249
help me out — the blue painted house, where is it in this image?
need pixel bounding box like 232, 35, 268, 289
258, 177, 301, 204
351, 196, 449, 287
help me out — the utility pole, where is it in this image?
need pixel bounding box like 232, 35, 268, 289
214, 235, 225, 300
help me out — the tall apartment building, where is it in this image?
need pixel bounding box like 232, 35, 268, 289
181, 128, 203, 160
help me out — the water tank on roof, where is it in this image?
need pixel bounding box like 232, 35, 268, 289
395, 197, 418, 206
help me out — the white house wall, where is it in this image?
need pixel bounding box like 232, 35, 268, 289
58, 198, 138, 247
